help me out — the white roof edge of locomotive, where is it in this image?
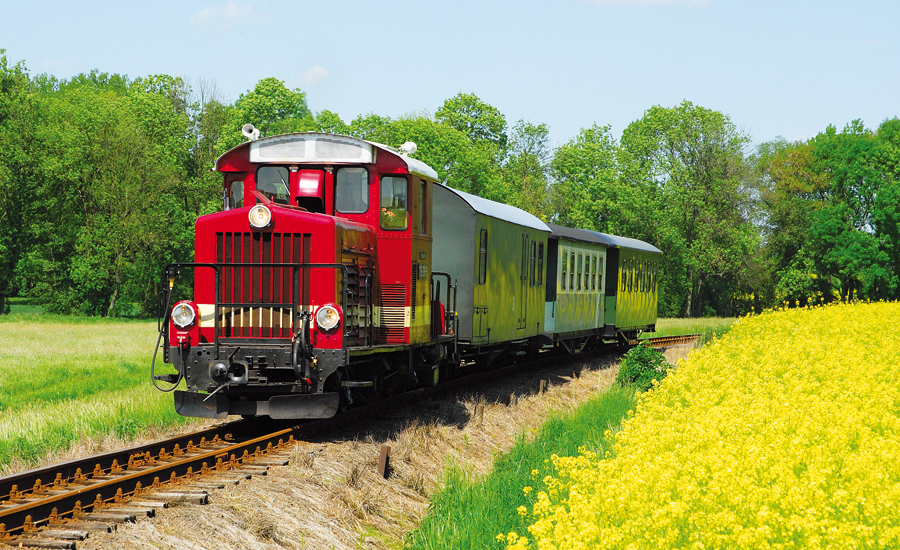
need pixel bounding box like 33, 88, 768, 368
214, 131, 440, 181
438, 186, 551, 232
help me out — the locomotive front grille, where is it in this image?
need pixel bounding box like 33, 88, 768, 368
216, 231, 311, 338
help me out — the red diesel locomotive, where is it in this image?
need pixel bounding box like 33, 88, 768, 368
153, 128, 455, 419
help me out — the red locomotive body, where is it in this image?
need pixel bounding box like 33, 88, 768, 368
157, 131, 453, 419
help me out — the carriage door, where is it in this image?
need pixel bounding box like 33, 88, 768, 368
518, 233, 529, 330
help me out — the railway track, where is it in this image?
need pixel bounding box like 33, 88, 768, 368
0, 333, 698, 548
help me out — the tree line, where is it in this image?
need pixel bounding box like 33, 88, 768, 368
0, 50, 898, 318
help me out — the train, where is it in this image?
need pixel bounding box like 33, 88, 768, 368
151, 127, 661, 419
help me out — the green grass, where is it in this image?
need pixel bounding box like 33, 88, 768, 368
405, 385, 637, 550
650, 316, 738, 344
0, 314, 192, 470
6, 297, 44, 315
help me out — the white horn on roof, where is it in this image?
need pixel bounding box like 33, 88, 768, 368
242, 123, 260, 142
400, 141, 417, 155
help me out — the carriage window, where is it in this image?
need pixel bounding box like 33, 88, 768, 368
530, 241, 536, 287
256, 166, 290, 205
335, 167, 369, 213
630, 260, 636, 292
521, 237, 528, 281
637, 261, 643, 292
570, 252, 576, 291
630, 260, 635, 292
561, 250, 567, 291
584, 255, 590, 291
591, 256, 597, 291
380, 176, 408, 230
577, 253, 583, 291
537, 242, 544, 286
479, 229, 488, 285
625, 260, 631, 292
225, 178, 244, 210
598, 258, 604, 290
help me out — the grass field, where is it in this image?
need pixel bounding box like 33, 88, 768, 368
651, 316, 737, 344
0, 314, 196, 473
5, 297, 44, 315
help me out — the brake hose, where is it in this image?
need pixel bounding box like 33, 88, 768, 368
151, 274, 184, 392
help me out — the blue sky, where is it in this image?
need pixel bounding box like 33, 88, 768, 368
4, 0, 898, 147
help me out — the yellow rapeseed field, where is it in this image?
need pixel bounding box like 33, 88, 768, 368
505, 302, 900, 549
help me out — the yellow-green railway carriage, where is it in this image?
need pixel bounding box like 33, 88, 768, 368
584, 230, 661, 339
432, 185, 551, 348
544, 224, 609, 344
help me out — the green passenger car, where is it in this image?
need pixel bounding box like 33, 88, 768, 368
544, 224, 609, 340
585, 231, 662, 338
432, 185, 551, 346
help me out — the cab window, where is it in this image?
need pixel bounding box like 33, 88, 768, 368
380, 176, 408, 230
256, 166, 290, 205
224, 175, 244, 210
335, 167, 369, 213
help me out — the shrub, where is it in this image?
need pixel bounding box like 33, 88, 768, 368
615, 343, 668, 391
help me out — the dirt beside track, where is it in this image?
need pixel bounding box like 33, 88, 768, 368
76, 346, 690, 550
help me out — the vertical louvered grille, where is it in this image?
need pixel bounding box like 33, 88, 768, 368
380, 284, 406, 343
215, 232, 311, 338
411, 262, 417, 321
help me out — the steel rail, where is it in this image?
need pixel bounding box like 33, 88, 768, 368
0, 428, 302, 538
0, 423, 244, 504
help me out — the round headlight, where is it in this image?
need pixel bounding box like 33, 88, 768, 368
172, 301, 196, 328
248, 204, 272, 229
316, 305, 341, 331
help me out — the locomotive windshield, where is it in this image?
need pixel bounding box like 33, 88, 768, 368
256, 166, 290, 204
335, 167, 369, 213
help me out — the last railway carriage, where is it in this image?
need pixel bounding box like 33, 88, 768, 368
153, 128, 662, 420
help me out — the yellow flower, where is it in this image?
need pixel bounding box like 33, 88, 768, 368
503, 302, 900, 550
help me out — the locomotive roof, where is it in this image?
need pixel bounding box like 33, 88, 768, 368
215, 132, 440, 181
440, 187, 551, 232
547, 223, 661, 254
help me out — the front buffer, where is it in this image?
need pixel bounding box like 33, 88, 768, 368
174, 389, 339, 420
